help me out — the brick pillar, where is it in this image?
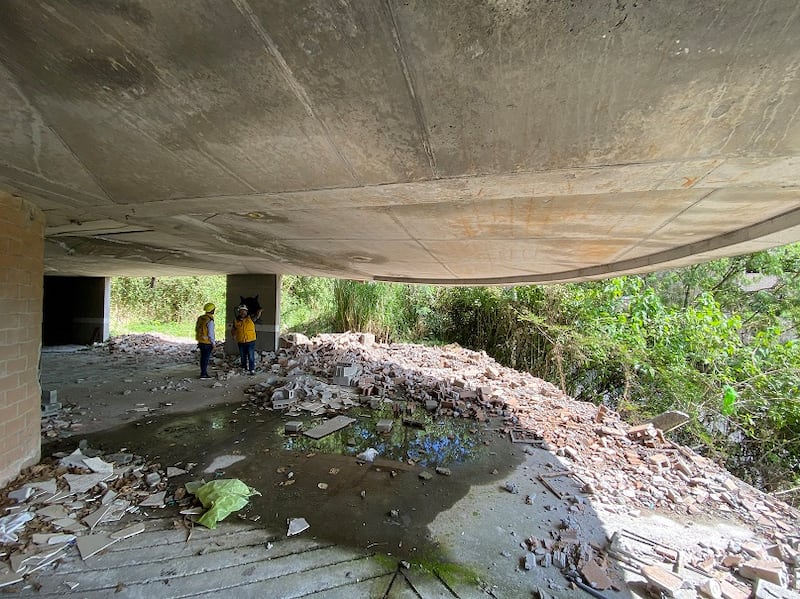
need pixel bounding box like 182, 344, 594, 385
224, 274, 281, 355
0, 192, 44, 486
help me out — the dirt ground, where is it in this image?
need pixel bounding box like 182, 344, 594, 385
23, 334, 800, 598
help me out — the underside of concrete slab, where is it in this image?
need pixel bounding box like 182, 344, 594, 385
0, 1, 797, 283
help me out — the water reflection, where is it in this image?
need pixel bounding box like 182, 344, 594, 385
283, 411, 481, 466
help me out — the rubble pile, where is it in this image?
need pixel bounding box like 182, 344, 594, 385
252, 334, 796, 528
0, 443, 188, 588
250, 332, 800, 596
16, 332, 799, 597
105, 334, 196, 357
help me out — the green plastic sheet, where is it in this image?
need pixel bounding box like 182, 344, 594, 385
192, 479, 261, 529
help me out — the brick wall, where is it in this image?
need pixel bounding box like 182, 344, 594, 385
0, 192, 44, 486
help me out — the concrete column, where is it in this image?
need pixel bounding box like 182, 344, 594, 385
0, 192, 44, 486
224, 274, 281, 354
42, 276, 110, 346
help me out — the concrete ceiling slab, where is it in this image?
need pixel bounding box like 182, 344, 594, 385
2, 0, 800, 283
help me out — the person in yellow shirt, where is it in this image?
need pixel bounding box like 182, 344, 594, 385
231, 304, 257, 374
195, 302, 216, 379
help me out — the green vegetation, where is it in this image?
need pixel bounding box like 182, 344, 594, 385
109, 245, 800, 497
110, 276, 226, 339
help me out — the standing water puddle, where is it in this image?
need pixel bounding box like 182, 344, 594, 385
47, 401, 524, 560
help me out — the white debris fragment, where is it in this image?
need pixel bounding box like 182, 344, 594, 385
287, 517, 310, 536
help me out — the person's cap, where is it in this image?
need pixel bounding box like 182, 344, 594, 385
203, 302, 216, 313
237, 304, 248, 312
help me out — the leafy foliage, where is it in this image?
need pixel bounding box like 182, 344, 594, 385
110, 276, 226, 338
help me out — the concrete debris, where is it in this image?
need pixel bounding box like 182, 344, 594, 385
581, 559, 613, 590
41, 389, 62, 417
738, 559, 788, 586
648, 410, 691, 433
287, 517, 310, 536
640, 564, 685, 596
304, 415, 356, 439
0, 512, 34, 543
284, 421, 303, 433
753, 578, 800, 599
8, 487, 34, 502
356, 448, 379, 463
697, 579, 723, 599
232, 332, 799, 554
376, 419, 393, 433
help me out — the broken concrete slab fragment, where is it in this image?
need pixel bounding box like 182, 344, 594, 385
166, 466, 188, 477
203, 455, 246, 473
82, 504, 115, 530
27, 479, 58, 495
581, 559, 613, 590
738, 559, 788, 586
640, 564, 685, 596
101, 500, 130, 523
284, 421, 303, 433
648, 410, 691, 433
0, 511, 34, 543
36, 504, 68, 520
13, 543, 70, 574
376, 419, 393, 433
303, 415, 356, 439
287, 517, 310, 536
719, 580, 751, 599
419, 471, 433, 480
435, 466, 452, 476
59, 449, 92, 469
76, 533, 119, 560
8, 487, 34, 502
139, 491, 167, 508
50, 517, 86, 533
696, 579, 722, 598
81, 456, 114, 474
32, 532, 76, 545
110, 522, 146, 540
753, 579, 800, 599
103, 452, 134, 466
63, 472, 114, 494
